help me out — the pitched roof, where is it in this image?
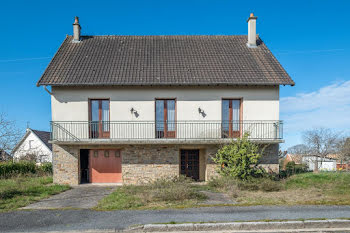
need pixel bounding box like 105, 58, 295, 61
37, 35, 294, 87
31, 130, 52, 151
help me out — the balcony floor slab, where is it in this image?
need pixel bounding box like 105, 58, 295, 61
49, 139, 284, 145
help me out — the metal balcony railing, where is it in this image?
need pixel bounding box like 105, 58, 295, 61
50, 120, 283, 142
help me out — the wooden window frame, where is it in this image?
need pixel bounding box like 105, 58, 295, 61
155, 98, 177, 138
221, 98, 243, 138
88, 99, 110, 139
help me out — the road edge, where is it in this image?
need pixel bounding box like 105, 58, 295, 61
135, 219, 350, 232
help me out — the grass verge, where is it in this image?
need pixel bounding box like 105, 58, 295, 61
97, 172, 350, 210
95, 176, 207, 210
0, 175, 70, 212
209, 172, 350, 206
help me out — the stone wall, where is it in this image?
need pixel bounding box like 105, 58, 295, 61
52, 144, 79, 185
122, 145, 179, 184
52, 142, 279, 185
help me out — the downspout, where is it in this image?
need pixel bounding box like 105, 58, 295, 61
43, 85, 52, 95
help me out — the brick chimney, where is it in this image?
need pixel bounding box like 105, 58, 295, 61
247, 13, 257, 48
72, 16, 81, 42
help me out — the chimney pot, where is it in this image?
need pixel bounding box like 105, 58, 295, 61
247, 13, 258, 48
72, 16, 81, 42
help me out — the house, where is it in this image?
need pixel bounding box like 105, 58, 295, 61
302, 155, 337, 171
282, 154, 303, 169
12, 129, 52, 163
36, 14, 294, 185
0, 150, 11, 161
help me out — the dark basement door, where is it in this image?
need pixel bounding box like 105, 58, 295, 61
180, 149, 199, 181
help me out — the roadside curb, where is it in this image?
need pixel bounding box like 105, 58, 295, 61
138, 219, 350, 232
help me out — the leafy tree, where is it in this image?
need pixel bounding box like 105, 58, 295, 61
213, 133, 265, 180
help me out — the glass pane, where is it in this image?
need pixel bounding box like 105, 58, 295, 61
91, 100, 99, 121
90, 100, 99, 138
156, 100, 164, 131
167, 100, 175, 131
102, 100, 110, 132
222, 100, 230, 131
232, 100, 240, 131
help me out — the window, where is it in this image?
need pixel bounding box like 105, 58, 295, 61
29, 140, 34, 149
222, 99, 241, 138
89, 99, 110, 138
155, 99, 176, 138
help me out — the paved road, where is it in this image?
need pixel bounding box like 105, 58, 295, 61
1, 206, 350, 232
22, 185, 117, 209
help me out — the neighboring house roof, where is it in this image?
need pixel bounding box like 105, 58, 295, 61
31, 130, 52, 151
37, 35, 294, 87
12, 129, 52, 154
285, 154, 303, 164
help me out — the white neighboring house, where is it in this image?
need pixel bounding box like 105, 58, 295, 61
12, 129, 52, 163
302, 156, 337, 171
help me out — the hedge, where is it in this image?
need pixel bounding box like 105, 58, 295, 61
0, 161, 52, 178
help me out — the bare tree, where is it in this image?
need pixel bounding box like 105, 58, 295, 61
0, 113, 21, 155
302, 128, 339, 172
287, 144, 309, 155
337, 137, 350, 164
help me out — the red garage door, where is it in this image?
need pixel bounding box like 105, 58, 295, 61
89, 149, 122, 183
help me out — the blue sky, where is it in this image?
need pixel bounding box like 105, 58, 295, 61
0, 0, 349, 149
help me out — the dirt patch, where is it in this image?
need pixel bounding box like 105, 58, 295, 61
200, 190, 236, 205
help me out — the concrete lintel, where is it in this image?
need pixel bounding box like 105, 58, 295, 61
49, 139, 284, 146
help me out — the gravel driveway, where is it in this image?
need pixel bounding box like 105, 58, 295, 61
2, 206, 350, 232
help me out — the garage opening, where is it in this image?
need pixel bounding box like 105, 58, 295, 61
80, 149, 89, 183
89, 149, 122, 183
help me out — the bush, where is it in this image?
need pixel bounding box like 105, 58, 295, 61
279, 162, 309, 178
38, 163, 53, 174
0, 161, 52, 178
213, 133, 265, 180
148, 176, 205, 202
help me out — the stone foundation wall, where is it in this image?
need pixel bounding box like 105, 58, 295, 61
52, 142, 279, 185
122, 145, 179, 184
52, 144, 79, 185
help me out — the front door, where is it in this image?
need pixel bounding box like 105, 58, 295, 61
89, 99, 110, 138
155, 99, 176, 138
89, 149, 122, 183
180, 149, 199, 181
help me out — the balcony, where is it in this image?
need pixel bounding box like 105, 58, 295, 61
50, 121, 283, 144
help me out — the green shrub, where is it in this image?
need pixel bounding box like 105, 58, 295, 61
38, 163, 53, 174
213, 133, 265, 180
279, 162, 309, 178
0, 162, 53, 178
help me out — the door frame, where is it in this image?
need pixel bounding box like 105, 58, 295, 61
180, 149, 200, 181
88, 98, 110, 138
221, 98, 243, 138
154, 98, 177, 138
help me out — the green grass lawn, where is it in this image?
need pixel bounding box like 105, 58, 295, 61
0, 176, 70, 212
231, 172, 350, 206
97, 172, 350, 210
